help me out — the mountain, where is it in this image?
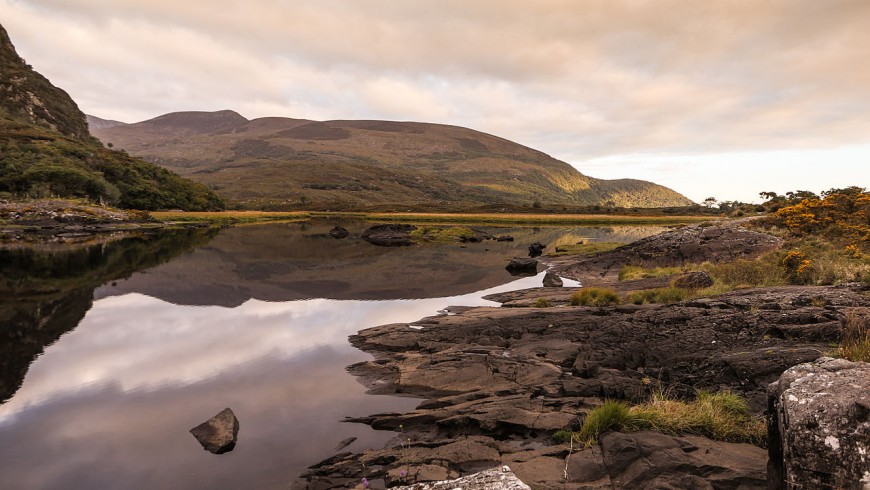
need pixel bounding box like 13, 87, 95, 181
85, 115, 126, 131
0, 24, 224, 211
91, 110, 694, 211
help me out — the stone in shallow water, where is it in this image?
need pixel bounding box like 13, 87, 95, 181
391, 465, 530, 490
542, 271, 563, 287
190, 407, 239, 454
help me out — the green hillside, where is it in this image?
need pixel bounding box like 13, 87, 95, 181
0, 24, 224, 211
92, 111, 694, 211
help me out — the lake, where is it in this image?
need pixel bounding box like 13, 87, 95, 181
0, 220, 668, 489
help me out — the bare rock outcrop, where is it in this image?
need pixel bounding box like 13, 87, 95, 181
361, 224, 417, 247
767, 357, 870, 489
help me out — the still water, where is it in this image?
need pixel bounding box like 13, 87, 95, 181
0, 220, 667, 489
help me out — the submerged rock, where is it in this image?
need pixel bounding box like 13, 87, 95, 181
767, 357, 870, 489
361, 224, 417, 247
542, 271, 563, 287
328, 226, 349, 239
505, 257, 538, 275
190, 407, 239, 454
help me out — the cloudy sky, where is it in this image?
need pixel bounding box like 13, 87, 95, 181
2, 0, 869, 202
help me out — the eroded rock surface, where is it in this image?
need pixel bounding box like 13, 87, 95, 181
297, 285, 868, 488
767, 357, 870, 489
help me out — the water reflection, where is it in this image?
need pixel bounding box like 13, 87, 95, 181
0, 227, 218, 403
95, 220, 667, 305
0, 221, 663, 490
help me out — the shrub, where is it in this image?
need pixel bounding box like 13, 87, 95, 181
570, 287, 620, 306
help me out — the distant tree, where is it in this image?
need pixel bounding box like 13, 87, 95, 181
759, 191, 778, 201
703, 197, 718, 208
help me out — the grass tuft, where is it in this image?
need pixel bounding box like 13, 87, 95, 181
549, 241, 623, 257
559, 390, 766, 448
840, 311, 870, 362
570, 287, 620, 306
625, 287, 690, 305
533, 298, 553, 308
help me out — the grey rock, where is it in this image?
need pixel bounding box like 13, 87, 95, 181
672, 271, 714, 289
190, 407, 239, 454
496, 235, 514, 242
391, 465, 530, 490
767, 357, 870, 489
542, 271, 563, 287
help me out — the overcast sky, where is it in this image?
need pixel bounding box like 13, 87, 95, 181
2, 0, 869, 203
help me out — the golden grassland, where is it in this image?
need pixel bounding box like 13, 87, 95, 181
149, 210, 715, 227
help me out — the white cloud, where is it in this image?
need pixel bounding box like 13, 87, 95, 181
2, 0, 870, 199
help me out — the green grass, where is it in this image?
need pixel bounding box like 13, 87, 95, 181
625, 287, 690, 305
408, 226, 477, 242
562, 390, 765, 448
840, 311, 870, 362
570, 287, 620, 306
549, 241, 623, 256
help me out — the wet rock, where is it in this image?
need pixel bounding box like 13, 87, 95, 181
542, 272, 562, 288
505, 257, 538, 275
392, 465, 530, 490
672, 271, 714, 289
767, 357, 870, 489
189, 407, 239, 454
496, 235, 514, 242
328, 226, 349, 239
527, 242, 546, 257
361, 224, 417, 247
334, 437, 357, 451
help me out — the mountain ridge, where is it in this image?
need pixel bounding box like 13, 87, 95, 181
0, 23, 224, 211
91, 110, 693, 211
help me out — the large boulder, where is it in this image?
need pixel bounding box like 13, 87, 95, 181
505, 257, 538, 275
190, 407, 239, 454
361, 224, 417, 247
767, 357, 870, 489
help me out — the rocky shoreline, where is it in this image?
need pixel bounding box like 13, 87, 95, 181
295, 222, 870, 489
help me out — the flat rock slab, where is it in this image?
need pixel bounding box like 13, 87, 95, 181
391, 466, 530, 490
190, 407, 239, 454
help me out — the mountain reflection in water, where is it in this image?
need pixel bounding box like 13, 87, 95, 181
0, 220, 665, 490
